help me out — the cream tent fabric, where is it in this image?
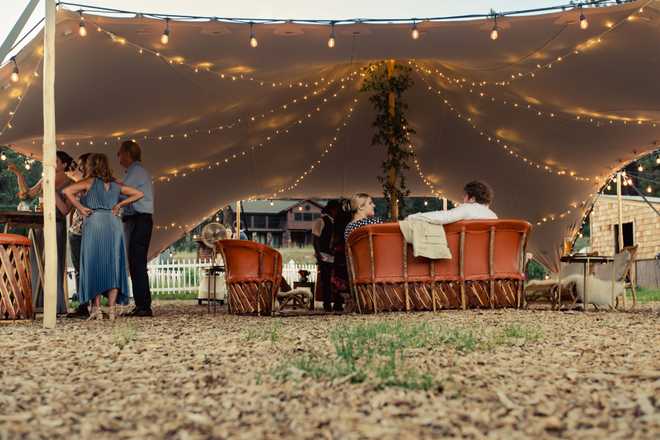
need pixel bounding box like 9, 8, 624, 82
0, 1, 658, 268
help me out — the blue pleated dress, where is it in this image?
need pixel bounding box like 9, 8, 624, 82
79, 178, 130, 304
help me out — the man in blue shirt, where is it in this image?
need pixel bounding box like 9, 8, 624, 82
118, 140, 154, 317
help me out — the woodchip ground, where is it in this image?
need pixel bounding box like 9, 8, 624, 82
1, 301, 658, 439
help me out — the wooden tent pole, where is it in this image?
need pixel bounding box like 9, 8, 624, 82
386, 59, 399, 220
0, 0, 40, 64
42, 0, 57, 329
235, 201, 241, 238
616, 172, 624, 252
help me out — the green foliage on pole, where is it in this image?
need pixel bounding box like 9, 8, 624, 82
360, 61, 416, 219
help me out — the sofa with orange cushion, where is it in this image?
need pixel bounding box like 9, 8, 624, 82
216, 240, 282, 316
346, 220, 531, 313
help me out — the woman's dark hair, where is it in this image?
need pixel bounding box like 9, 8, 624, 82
77, 153, 91, 177
86, 153, 115, 183
464, 181, 494, 205
56, 151, 76, 172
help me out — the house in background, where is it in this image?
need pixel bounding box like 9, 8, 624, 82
238, 199, 326, 248
589, 194, 660, 259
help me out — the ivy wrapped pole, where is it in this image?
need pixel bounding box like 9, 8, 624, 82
361, 61, 415, 220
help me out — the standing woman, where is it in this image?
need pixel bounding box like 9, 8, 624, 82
8, 151, 76, 314
63, 153, 143, 320
344, 193, 383, 242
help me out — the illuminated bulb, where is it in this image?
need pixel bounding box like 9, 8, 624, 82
24, 162, 30, 170
656, 156, 660, 165
10, 58, 19, 83
0, 152, 6, 161
637, 165, 643, 172
423, 200, 428, 206
270, 201, 274, 206
411, 22, 419, 40
647, 186, 653, 193
606, 185, 611, 191
579, 12, 588, 30
327, 23, 336, 48
161, 18, 170, 45
490, 26, 498, 40
249, 23, 258, 48
78, 20, 87, 37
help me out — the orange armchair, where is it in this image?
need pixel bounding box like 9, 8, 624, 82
346, 220, 531, 313
216, 240, 282, 316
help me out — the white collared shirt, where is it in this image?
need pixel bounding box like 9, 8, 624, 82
406, 203, 497, 225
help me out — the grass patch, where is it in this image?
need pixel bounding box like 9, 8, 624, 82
273, 321, 544, 390
112, 324, 137, 349
153, 292, 199, 300
244, 321, 284, 344
631, 288, 660, 304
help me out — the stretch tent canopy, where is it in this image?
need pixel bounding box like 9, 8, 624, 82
0, 1, 658, 269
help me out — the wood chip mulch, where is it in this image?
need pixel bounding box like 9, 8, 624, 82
0, 301, 658, 439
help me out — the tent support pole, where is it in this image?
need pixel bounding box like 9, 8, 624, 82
616, 172, 626, 309
235, 201, 241, 238
42, 0, 58, 329
0, 0, 40, 64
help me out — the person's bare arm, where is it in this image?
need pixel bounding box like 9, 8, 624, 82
62, 179, 94, 217
112, 184, 144, 216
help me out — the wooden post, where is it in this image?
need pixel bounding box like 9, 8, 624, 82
616, 173, 624, 252
616, 172, 626, 308
0, 0, 40, 64
385, 59, 399, 220
442, 197, 448, 211
42, 0, 57, 329
235, 200, 241, 239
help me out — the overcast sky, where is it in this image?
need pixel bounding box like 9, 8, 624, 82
1, 0, 562, 62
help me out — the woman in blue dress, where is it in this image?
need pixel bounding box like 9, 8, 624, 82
63, 153, 144, 320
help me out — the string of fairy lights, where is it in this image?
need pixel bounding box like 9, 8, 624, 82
153, 97, 361, 232
417, 62, 660, 128
48, 69, 358, 149
488, 2, 652, 85
413, 65, 601, 183
89, 22, 342, 90
151, 78, 360, 184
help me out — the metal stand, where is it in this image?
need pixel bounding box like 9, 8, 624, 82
205, 264, 224, 313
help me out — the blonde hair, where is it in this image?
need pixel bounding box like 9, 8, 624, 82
85, 153, 115, 183
350, 193, 371, 214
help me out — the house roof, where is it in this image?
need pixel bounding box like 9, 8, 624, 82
596, 195, 660, 205
241, 199, 327, 214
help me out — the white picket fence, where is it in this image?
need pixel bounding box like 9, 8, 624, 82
147, 259, 316, 296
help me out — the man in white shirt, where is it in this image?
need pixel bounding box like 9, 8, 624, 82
407, 181, 497, 224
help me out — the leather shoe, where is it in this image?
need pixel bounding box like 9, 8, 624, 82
126, 308, 153, 317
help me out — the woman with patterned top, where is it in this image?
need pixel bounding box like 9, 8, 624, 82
344, 193, 384, 242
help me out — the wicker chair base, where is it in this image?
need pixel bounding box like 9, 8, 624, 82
353, 280, 523, 314
0, 241, 33, 320
227, 281, 277, 316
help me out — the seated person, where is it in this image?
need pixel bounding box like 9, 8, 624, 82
344, 193, 384, 241
407, 180, 497, 224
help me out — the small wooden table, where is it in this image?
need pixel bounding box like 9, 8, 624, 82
560, 254, 614, 310
0, 211, 45, 310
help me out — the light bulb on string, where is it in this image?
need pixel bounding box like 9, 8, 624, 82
0, 152, 6, 161
78, 11, 87, 37
646, 185, 653, 193
411, 20, 419, 40
490, 14, 499, 40
10, 58, 19, 83
161, 18, 170, 45
327, 22, 336, 48
637, 165, 644, 172
249, 22, 258, 48
24, 161, 31, 170
579, 10, 588, 30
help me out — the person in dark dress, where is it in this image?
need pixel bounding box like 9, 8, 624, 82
330, 199, 352, 312
312, 200, 341, 312
117, 141, 154, 317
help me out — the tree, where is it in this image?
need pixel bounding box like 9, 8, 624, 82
0, 148, 43, 210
